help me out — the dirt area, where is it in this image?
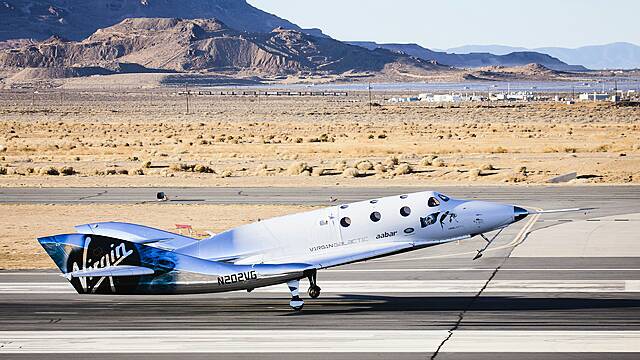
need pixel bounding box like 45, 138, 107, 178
1, 88, 639, 269
0, 89, 638, 186
0, 203, 315, 269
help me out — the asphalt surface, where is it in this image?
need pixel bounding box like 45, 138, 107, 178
1, 257, 640, 331
1, 185, 639, 359
1, 185, 639, 208
1, 257, 639, 359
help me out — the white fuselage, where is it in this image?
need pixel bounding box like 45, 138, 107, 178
176, 191, 518, 267
41, 190, 529, 300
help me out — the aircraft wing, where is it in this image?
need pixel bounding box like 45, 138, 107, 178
63, 265, 155, 279
74, 222, 198, 251
301, 242, 421, 269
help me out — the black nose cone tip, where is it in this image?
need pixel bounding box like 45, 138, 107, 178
513, 206, 529, 222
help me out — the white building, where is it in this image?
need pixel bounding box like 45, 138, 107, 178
418, 93, 462, 103
579, 93, 610, 102
388, 96, 420, 103
489, 92, 533, 101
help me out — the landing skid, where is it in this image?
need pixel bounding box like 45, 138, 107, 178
287, 279, 304, 311
473, 227, 505, 260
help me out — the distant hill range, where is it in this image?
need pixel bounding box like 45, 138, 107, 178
0, 18, 447, 78
0, 0, 325, 41
348, 42, 587, 72
0, 0, 628, 83
446, 43, 640, 70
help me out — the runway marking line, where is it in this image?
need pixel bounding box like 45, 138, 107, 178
326, 268, 640, 272
0, 330, 639, 353
2, 280, 640, 293
4, 267, 640, 277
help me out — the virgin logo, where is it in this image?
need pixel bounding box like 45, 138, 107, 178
71, 237, 133, 293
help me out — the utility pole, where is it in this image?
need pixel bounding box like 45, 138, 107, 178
185, 83, 190, 115
571, 86, 575, 101
31, 89, 39, 108
368, 82, 372, 111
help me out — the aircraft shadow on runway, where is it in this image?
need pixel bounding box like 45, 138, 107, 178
2, 295, 639, 324
282, 294, 640, 316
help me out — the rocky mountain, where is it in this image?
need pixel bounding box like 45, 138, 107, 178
445, 44, 527, 55
349, 42, 586, 72
463, 63, 571, 82
0, 18, 447, 77
447, 43, 640, 70
0, 0, 324, 41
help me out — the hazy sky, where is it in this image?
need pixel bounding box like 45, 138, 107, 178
248, 0, 640, 49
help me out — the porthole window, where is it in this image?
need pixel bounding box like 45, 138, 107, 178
340, 217, 351, 227
400, 206, 411, 217
340, 204, 349, 209
370, 199, 378, 204
428, 197, 440, 207
370, 211, 381, 222
404, 228, 415, 234
438, 193, 450, 202
400, 194, 408, 199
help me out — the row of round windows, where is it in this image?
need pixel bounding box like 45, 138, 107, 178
338, 194, 450, 228
340, 206, 412, 228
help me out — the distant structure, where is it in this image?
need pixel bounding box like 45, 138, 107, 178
418, 93, 462, 103
387, 96, 420, 103
578, 93, 612, 102
489, 92, 534, 102
386, 87, 636, 105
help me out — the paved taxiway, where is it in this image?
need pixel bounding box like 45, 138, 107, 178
1, 185, 639, 206
1, 186, 639, 359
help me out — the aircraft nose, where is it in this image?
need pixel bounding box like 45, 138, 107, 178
513, 206, 529, 222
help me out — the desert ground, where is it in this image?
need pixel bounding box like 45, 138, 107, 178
0, 203, 315, 269
0, 88, 639, 187
1, 87, 639, 269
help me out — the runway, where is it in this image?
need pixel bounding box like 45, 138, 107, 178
1, 185, 640, 207
1, 257, 640, 359
1, 186, 639, 359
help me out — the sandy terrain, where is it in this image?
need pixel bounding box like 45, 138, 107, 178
0, 203, 315, 269
1, 88, 639, 269
1, 89, 638, 187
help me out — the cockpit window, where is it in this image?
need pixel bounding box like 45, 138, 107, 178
438, 193, 450, 202
428, 197, 440, 207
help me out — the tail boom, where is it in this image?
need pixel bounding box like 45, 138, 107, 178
38, 233, 311, 295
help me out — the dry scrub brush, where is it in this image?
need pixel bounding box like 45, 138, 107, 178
393, 163, 413, 176
419, 155, 438, 167
287, 161, 312, 176
342, 167, 360, 178
356, 160, 374, 171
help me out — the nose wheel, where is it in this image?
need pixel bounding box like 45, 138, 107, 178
307, 271, 321, 299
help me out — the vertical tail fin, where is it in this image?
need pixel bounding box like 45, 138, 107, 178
38, 234, 156, 294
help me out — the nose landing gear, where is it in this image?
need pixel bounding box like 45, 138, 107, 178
473, 227, 505, 260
